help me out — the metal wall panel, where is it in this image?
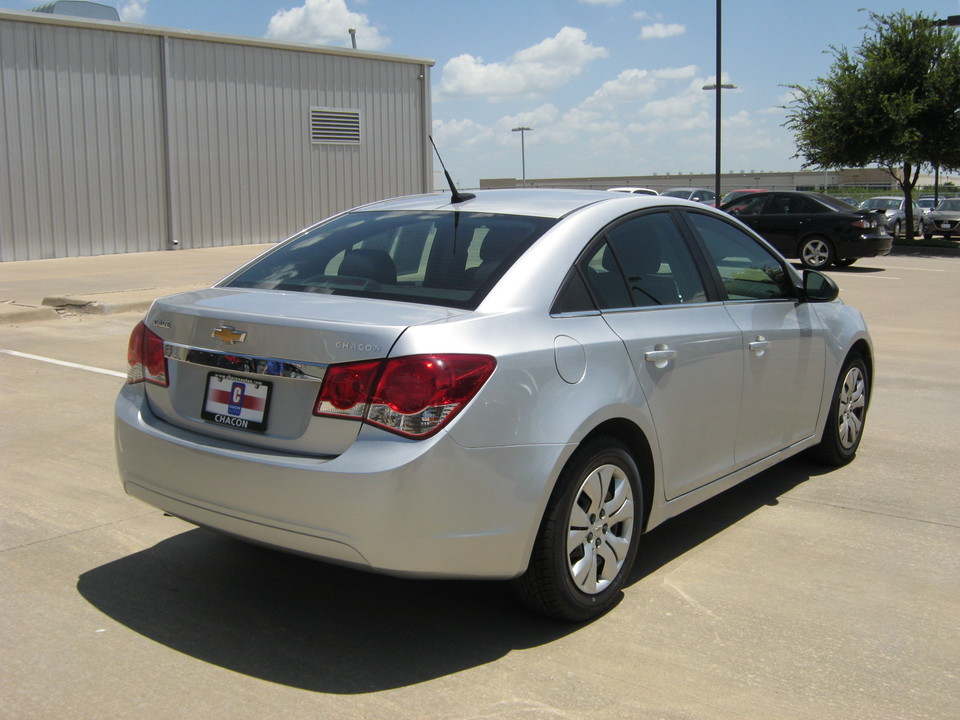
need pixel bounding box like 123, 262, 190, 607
0, 18, 166, 261
164, 38, 431, 249
0, 11, 433, 260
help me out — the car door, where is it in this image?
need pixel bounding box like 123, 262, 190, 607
579, 210, 743, 500
684, 212, 827, 465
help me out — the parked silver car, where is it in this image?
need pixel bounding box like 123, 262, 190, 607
116, 189, 873, 621
921, 197, 960, 239
859, 196, 921, 237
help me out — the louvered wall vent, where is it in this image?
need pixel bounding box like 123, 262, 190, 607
310, 107, 361, 144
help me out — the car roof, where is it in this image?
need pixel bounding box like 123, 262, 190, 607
352, 188, 670, 219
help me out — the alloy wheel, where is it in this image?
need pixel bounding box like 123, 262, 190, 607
837, 364, 867, 450
566, 463, 635, 595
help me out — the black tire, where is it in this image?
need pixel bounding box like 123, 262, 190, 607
891, 219, 902, 238
799, 236, 835, 269
812, 354, 869, 466
513, 437, 643, 622
834, 258, 857, 267
923, 232, 933, 240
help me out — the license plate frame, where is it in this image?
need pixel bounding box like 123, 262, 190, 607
201, 372, 272, 433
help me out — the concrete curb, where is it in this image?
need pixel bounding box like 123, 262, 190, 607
0, 304, 61, 324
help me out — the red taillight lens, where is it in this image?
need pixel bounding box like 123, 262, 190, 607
126, 321, 168, 386
313, 359, 382, 418
851, 218, 876, 229
314, 354, 496, 438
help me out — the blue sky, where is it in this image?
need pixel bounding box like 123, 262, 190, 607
12, 0, 960, 187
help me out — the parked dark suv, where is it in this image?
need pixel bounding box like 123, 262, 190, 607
720, 191, 893, 269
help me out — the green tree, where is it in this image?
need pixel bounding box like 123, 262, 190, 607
786, 11, 960, 239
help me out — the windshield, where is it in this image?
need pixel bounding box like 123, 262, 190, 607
224, 211, 558, 309
861, 198, 901, 210
939, 199, 960, 211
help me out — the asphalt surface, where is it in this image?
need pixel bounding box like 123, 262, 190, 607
1, 245, 958, 719
0, 244, 275, 323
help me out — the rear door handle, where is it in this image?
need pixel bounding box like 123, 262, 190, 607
645, 344, 677, 369
748, 336, 770, 356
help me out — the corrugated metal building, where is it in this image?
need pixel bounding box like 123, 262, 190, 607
0, 9, 435, 261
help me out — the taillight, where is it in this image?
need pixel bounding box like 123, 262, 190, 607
126, 321, 168, 386
851, 218, 876, 229
313, 359, 382, 418
314, 354, 496, 438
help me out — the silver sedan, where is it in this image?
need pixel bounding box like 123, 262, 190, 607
116, 189, 873, 621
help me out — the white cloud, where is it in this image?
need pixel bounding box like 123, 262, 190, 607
640, 23, 686, 40
118, 0, 149, 23
438, 27, 607, 101
581, 66, 698, 109
266, 0, 389, 50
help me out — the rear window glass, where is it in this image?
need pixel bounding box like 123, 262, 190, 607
224, 211, 558, 309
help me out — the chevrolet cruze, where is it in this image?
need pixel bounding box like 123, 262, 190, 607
116, 189, 872, 621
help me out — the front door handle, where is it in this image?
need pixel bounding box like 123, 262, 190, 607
645, 344, 677, 369
748, 336, 770, 356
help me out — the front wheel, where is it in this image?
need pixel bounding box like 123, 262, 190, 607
834, 258, 857, 268
799, 236, 835, 269
891, 219, 902, 238
513, 437, 642, 622
812, 354, 870, 466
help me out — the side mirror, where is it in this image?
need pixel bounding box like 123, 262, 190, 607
803, 270, 839, 303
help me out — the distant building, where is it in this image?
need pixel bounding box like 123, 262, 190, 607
481, 168, 960, 196
31, 1, 120, 22
1, 8, 434, 261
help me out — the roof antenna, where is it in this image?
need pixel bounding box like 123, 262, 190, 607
429, 135, 475, 204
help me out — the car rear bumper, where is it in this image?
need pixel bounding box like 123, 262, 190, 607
115, 384, 567, 579
837, 234, 893, 259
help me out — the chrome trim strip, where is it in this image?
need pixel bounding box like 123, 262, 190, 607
164, 342, 327, 381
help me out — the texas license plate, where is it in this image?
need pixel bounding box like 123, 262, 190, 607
201, 373, 271, 432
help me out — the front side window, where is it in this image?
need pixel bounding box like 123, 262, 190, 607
224, 211, 557, 309
686, 212, 794, 301
725, 194, 768, 216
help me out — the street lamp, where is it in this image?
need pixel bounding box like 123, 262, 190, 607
512, 126, 532, 187
701, 0, 736, 205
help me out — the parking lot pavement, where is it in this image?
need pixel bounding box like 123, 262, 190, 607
0, 253, 958, 719
0, 244, 273, 323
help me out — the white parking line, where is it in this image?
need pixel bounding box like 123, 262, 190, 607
835, 274, 901, 281
0, 349, 126, 378
881, 266, 947, 272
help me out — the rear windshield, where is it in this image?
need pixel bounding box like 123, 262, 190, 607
224, 210, 558, 309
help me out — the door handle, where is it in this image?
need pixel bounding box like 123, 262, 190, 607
645, 344, 677, 369
748, 336, 770, 356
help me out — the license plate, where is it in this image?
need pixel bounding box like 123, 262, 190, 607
201, 373, 272, 432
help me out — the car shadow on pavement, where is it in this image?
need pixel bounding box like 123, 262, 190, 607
77, 454, 831, 694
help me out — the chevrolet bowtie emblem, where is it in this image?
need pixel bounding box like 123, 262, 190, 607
212, 326, 247, 344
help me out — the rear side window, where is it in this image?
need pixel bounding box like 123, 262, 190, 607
225, 211, 557, 309
578, 211, 707, 310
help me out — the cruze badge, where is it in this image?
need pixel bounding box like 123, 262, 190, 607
212, 326, 247, 344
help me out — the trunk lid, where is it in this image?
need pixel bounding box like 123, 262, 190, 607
142, 287, 465, 455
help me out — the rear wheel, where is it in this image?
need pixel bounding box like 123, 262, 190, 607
513, 437, 642, 622
799, 236, 834, 269
812, 354, 869, 466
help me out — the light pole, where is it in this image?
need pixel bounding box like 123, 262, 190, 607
701, 0, 735, 205
512, 126, 532, 186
